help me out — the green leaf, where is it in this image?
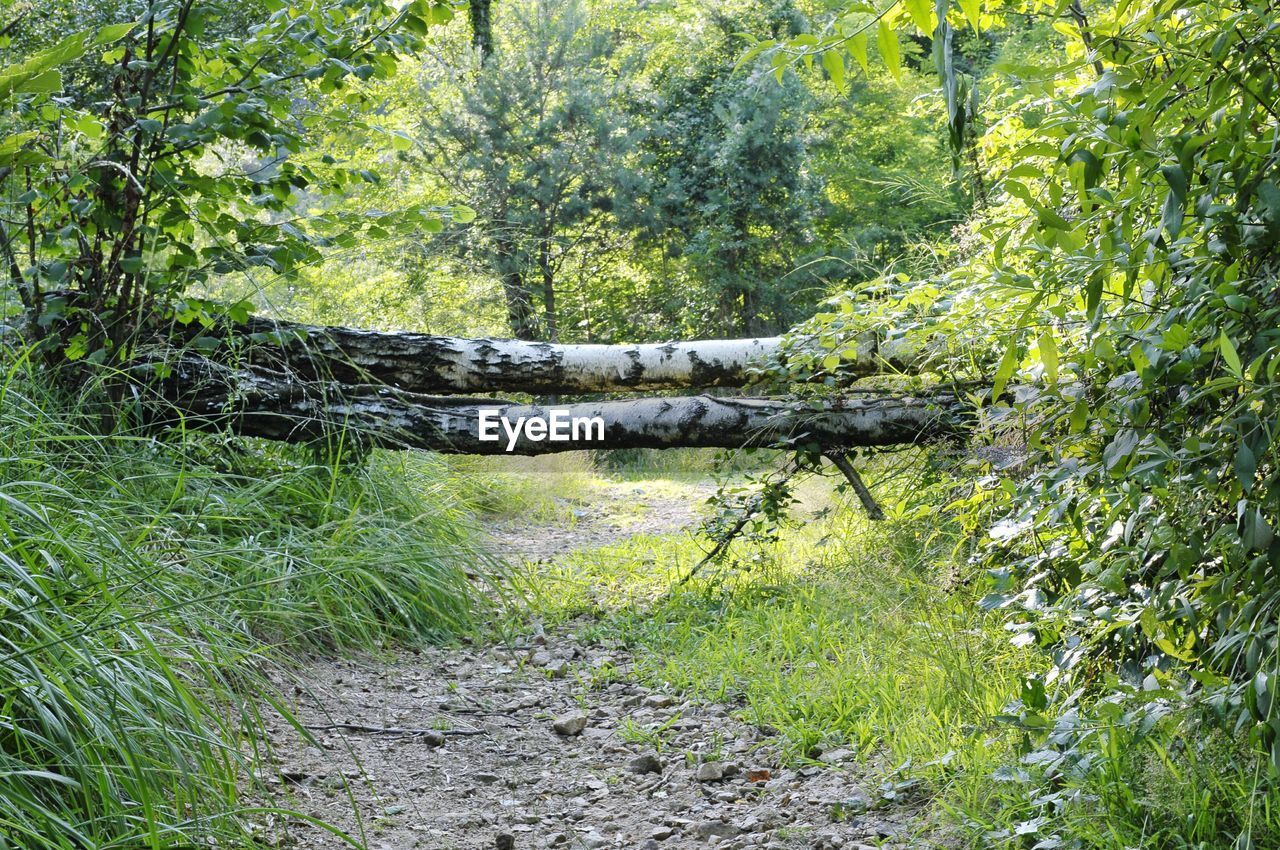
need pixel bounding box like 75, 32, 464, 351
1038, 332, 1059, 384
1154, 637, 1196, 663
452, 205, 477, 224
402, 14, 430, 36
1020, 676, 1047, 711
1188, 668, 1228, 687
1069, 399, 1089, 433
959, 0, 981, 31
64, 333, 88, 361
904, 0, 935, 33
1084, 270, 1104, 321
425, 3, 454, 24
992, 339, 1019, 401
822, 49, 848, 95
876, 20, 901, 82
91, 22, 136, 46
1160, 164, 1187, 238
1219, 331, 1243, 378
1236, 442, 1257, 493
846, 32, 869, 76
0, 30, 92, 100
0, 130, 37, 166
1103, 429, 1139, 472
227, 300, 253, 324
14, 69, 61, 95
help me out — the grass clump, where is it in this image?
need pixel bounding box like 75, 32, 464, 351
0, 365, 489, 847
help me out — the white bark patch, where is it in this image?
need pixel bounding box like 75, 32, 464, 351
209, 316, 927, 394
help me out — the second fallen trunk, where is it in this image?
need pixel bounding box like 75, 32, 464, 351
148, 357, 966, 455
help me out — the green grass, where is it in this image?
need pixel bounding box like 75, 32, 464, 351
595, 446, 777, 480
964, 718, 1280, 849
517, 467, 1030, 835
0, 362, 490, 848
435, 452, 598, 522
514, 455, 1280, 848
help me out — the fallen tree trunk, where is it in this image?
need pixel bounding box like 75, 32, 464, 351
182, 316, 920, 394
36, 291, 924, 393
147, 357, 966, 455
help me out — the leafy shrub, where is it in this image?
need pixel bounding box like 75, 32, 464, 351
782, 0, 1280, 845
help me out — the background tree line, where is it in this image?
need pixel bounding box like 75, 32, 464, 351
237, 0, 963, 342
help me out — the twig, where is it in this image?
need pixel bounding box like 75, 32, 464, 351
825, 451, 885, 521
677, 510, 753, 588
302, 723, 484, 737
676, 464, 799, 587
0, 11, 28, 40
1068, 1, 1107, 78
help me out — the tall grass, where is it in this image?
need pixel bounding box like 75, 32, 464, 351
0, 358, 489, 847
436, 452, 598, 521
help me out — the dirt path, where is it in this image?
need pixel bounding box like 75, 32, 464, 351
259, 482, 912, 850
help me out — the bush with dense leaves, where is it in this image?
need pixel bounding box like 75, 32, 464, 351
771, 0, 1280, 844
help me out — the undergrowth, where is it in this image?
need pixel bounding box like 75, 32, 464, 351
0, 363, 488, 848
437, 452, 597, 522
516, 460, 1024, 831
516, 453, 1280, 847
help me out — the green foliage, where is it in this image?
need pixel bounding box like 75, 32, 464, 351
784, 0, 1280, 844
809, 76, 961, 275
632, 2, 823, 336
219, 0, 960, 344
0, 358, 489, 845
415, 0, 639, 341
1, 0, 459, 368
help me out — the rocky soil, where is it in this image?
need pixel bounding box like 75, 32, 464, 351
258, 481, 922, 850
484, 480, 716, 562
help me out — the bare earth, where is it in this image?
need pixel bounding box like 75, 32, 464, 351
258, 483, 916, 850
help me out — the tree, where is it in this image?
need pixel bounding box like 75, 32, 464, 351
2, 0, 455, 376
762, 0, 1280, 821
633, 2, 821, 337
806, 75, 962, 279
417, 0, 637, 341
151, 356, 965, 455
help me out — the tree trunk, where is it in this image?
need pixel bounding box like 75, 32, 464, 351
539, 233, 558, 342
469, 0, 494, 62
146, 356, 965, 455
499, 268, 539, 341
178, 313, 921, 395
494, 233, 540, 340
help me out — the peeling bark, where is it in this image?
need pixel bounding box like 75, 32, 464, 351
182, 315, 920, 395
145, 357, 966, 455
35, 292, 925, 393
